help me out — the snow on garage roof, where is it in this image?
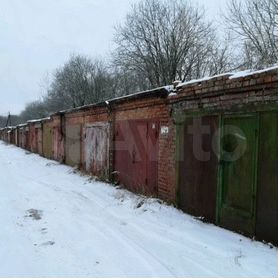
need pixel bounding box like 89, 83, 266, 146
176, 65, 278, 89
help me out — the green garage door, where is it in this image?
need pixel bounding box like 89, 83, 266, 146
256, 111, 278, 245
218, 114, 258, 235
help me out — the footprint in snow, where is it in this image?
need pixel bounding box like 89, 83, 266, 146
33, 241, 55, 247
234, 250, 244, 267
45, 162, 58, 167
40, 241, 55, 246
135, 200, 144, 209
25, 209, 43, 220
40, 227, 48, 234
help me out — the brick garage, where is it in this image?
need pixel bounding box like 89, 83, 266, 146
171, 67, 278, 244
42, 118, 53, 159
64, 110, 84, 167
17, 124, 27, 149
7, 127, 16, 145
63, 104, 110, 172
2, 66, 277, 245
24, 124, 30, 151
109, 88, 175, 202
61, 88, 176, 200
83, 105, 110, 179
28, 120, 43, 154
51, 113, 65, 162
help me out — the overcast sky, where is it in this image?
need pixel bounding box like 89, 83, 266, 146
0, 0, 228, 115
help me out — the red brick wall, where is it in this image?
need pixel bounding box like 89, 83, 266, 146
171, 69, 278, 110
65, 111, 85, 125
158, 117, 176, 202
60, 96, 183, 204
84, 107, 109, 124
64, 107, 110, 171
168, 68, 278, 205
112, 97, 176, 202
8, 68, 276, 207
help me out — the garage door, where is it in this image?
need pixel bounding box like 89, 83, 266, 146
84, 123, 109, 179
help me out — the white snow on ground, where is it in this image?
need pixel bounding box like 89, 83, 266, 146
0, 141, 277, 277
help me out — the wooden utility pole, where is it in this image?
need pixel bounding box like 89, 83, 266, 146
5, 112, 11, 127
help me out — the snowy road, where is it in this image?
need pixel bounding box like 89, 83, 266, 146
0, 141, 277, 277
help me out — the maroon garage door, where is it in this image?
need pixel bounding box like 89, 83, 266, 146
178, 115, 219, 223
114, 120, 159, 195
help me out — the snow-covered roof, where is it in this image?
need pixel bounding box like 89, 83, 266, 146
8, 65, 275, 125
62, 86, 170, 115
107, 86, 170, 103
229, 64, 278, 79
27, 117, 50, 123
17, 123, 28, 128
176, 65, 278, 89
176, 73, 233, 88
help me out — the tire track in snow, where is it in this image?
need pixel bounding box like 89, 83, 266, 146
14, 171, 177, 276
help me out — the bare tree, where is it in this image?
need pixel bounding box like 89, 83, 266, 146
225, 0, 278, 68
20, 101, 49, 122
110, 66, 150, 96
16, 55, 117, 121
45, 54, 115, 112
113, 0, 232, 87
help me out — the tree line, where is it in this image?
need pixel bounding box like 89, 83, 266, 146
1, 0, 277, 127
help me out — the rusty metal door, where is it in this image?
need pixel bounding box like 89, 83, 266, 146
34, 128, 39, 153
178, 115, 219, 222
10, 130, 15, 145
53, 126, 64, 162
218, 114, 258, 235
21, 129, 26, 148
114, 121, 146, 192
114, 121, 132, 188
65, 124, 81, 167
15, 129, 18, 146
256, 111, 278, 245
130, 121, 148, 192
30, 128, 35, 152
84, 123, 109, 179
43, 125, 53, 159
114, 120, 159, 195
25, 130, 30, 150
53, 127, 60, 161
37, 128, 43, 155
